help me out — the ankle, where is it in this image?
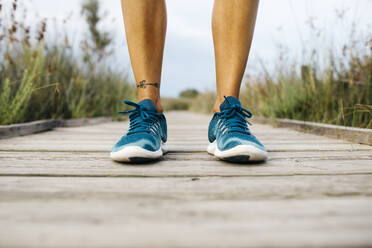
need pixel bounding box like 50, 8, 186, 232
212, 101, 220, 113
213, 96, 226, 113
154, 99, 163, 113
138, 96, 163, 113
213, 95, 239, 113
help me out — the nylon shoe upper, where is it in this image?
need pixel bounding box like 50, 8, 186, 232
111, 99, 167, 153
208, 96, 266, 152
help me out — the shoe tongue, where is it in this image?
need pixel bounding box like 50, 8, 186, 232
219, 96, 241, 111
138, 99, 157, 113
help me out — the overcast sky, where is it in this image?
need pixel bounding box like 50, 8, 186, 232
27, 0, 372, 97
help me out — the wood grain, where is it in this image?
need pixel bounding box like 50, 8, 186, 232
0, 111, 371, 248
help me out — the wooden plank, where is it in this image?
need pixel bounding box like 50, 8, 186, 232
0, 137, 351, 145
0, 119, 59, 139
164, 150, 372, 161
0, 138, 370, 152
16, 138, 347, 145
1, 176, 372, 247
0, 131, 351, 142
0, 152, 371, 177
0, 197, 371, 248
0, 128, 302, 138
59, 117, 113, 127
0, 111, 371, 248
255, 116, 372, 145
1, 113, 369, 152
0, 118, 114, 139
1, 175, 372, 200
1, 150, 371, 161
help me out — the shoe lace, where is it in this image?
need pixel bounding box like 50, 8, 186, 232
218, 96, 253, 134
119, 100, 162, 135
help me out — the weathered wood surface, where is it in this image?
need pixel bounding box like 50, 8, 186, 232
0, 117, 113, 139
254, 117, 372, 145
0, 111, 371, 248
0, 119, 59, 139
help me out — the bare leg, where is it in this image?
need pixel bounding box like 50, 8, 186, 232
212, 0, 259, 112
121, 0, 167, 112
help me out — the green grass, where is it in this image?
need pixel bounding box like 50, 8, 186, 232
188, 53, 371, 128
240, 61, 372, 128
188, 16, 372, 129
0, 0, 135, 125
239, 20, 372, 129
162, 98, 192, 111
1, 1, 370, 129
162, 89, 215, 112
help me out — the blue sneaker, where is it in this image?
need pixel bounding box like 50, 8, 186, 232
110, 99, 167, 162
207, 96, 268, 162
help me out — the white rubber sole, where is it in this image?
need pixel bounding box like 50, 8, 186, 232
110, 143, 168, 163
207, 141, 268, 162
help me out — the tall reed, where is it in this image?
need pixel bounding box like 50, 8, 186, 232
241, 13, 372, 129
189, 11, 371, 129
0, 0, 135, 125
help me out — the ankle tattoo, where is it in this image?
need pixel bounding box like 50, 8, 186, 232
137, 80, 160, 89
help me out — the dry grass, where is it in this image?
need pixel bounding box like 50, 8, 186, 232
0, 0, 135, 125
190, 12, 372, 129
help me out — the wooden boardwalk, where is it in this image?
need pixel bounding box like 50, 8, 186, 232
0, 111, 371, 248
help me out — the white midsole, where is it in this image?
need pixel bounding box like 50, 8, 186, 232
207, 141, 268, 161
110, 143, 167, 162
